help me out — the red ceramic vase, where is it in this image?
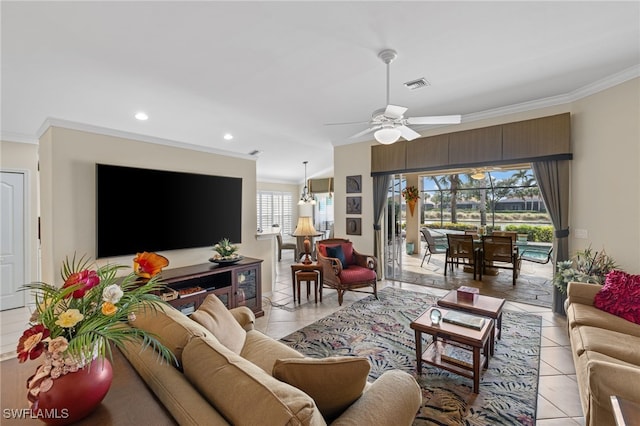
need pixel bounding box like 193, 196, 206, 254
29, 359, 113, 425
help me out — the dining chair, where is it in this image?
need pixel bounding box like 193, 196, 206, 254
276, 233, 297, 261
445, 234, 478, 280
420, 228, 447, 267
480, 235, 521, 285
491, 231, 518, 243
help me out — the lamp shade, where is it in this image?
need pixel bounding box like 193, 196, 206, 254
374, 127, 401, 144
292, 217, 317, 237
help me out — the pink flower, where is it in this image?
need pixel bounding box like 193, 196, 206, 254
62, 269, 100, 298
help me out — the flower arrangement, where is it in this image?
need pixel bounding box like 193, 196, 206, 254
18, 254, 174, 398
402, 186, 420, 202
553, 246, 618, 294
212, 238, 240, 260
133, 251, 169, 279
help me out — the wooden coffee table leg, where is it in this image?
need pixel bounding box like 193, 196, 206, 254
415, 329, 422, 374
473, 346, 480, 393
497, 313, 503, 340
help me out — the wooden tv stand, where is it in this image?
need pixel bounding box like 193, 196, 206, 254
159, 257, 263, 317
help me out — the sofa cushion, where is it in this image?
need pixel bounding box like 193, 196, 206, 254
129, 302, 208, 366
120, 338, 228, 426
240, 330, 304, 374
566, 303, 640, 338
273, 357, 370, 421
182, 336, 321, 425
570, 325, 640, 365
593, 270, 640, 325
338, 265, 376, 282
189, 294, 246, 354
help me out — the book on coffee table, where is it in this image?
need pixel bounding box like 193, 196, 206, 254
442, 310, 485, 330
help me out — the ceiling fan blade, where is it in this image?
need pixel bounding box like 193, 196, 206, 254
398, 125, 421, 141
406, 115, 462, 125
324, 120, 370, 126
384, 104, 408, 119
349, 126, 381, 139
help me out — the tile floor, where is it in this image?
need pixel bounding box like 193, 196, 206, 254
0, 254, 584, 425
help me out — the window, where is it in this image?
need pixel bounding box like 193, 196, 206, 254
314, 193, 334, 233
256, 191, 293, 235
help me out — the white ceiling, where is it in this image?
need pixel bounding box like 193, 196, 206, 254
2, 1, 639, 184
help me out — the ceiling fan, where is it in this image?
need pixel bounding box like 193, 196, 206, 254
347, 49, 461, 145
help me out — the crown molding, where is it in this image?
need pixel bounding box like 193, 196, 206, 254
35, 118, 255, 161
0, 131, 39, 144
463, 65, 640, 124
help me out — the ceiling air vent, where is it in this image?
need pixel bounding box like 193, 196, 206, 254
404, 78, 430, 90
249, 150, 262, 156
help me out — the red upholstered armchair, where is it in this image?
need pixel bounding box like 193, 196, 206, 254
316, 238, 378, 305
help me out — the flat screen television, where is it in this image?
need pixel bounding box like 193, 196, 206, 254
96, 164, 242, 258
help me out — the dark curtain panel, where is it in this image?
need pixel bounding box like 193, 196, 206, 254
532, 160, 571, 314
373, 174, 390, 278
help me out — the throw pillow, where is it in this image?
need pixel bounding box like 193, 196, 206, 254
326, 245, 348, 269
594, 270, 640, 325
129, 302, 208, 366
190, 294, 246, 354
272, 356, 370, 421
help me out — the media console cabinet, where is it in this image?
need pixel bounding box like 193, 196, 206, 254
159, 257, 263, 317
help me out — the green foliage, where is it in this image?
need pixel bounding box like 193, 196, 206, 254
504, 224, 554, 242
552, 247, 618, 295
20, 256, 176, 366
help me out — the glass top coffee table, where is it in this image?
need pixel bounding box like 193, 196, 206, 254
437, 290, 505, 356
410, 307, 493, 394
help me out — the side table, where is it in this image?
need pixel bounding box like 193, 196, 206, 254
291, 263, 323, 304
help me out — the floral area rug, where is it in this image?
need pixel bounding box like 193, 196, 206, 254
280, 287, 541, 425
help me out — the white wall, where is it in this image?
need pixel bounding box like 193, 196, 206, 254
37, 127, 275, 292
334, 77, 640, 274
570, 78, 640, 271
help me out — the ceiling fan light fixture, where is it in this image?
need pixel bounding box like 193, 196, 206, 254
374, 127, 401, 144
471, 170, 486, 180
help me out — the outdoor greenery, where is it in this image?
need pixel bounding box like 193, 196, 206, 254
426, 221, 554, 242
423, 168, 545, 227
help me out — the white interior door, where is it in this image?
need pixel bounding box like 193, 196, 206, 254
1, 171, 26, 310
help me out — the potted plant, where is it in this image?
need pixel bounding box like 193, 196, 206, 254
553, 246, 618, 295
18, 254, 174, 424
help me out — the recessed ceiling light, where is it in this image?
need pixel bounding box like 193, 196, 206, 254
134, 112, 148, 121
223, 133, 233, 140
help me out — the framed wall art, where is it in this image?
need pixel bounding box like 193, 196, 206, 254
346, 218, 362, 235
346, 175, 362, 193
346, 196, 362, 215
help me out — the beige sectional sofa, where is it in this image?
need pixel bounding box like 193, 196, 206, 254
122, 294, 422, 425
565, 281, 640, 426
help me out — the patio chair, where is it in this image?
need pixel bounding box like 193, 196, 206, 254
420, 228, 447, 267
491, 231, 518, 242
316, 238, 377, 305
480, 235, 521, 285
445, 234, 478, 280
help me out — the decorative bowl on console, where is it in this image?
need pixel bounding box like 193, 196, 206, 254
209, 255, 243, 265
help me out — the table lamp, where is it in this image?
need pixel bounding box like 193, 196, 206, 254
292, 216, 318, 265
